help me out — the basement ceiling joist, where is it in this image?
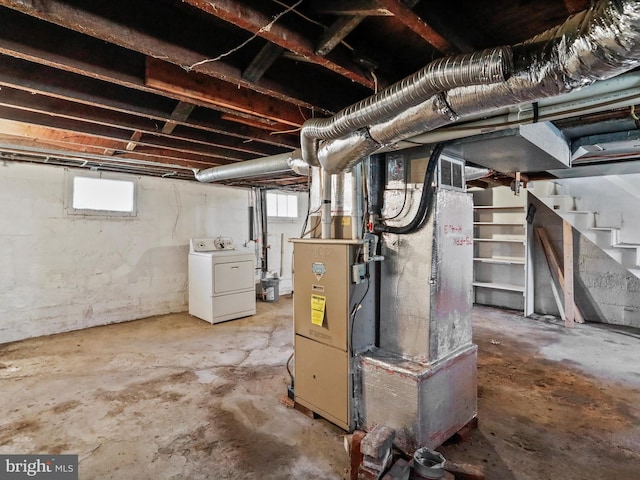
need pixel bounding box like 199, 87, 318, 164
0, 0, 624, 190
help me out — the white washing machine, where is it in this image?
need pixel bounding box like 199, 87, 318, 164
188, 237, 256, 324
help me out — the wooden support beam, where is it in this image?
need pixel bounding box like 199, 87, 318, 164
563, 0, 589, 14
146, 58, 308, 128
0, 0, 340, 107
161, 101, 196, 134
0, 105, 257, 162
182, 0, 377, 89
126, 131, 143, 151
373, 0, 458, 54
316, 16, 366, 56
563, 221, 575, 327
0, 55, 297, 149
312, 0, 393, 16
0, 86, 283, 156
0, 129, 230, 170
535, 227, 585, 326
242, 43, 284, 83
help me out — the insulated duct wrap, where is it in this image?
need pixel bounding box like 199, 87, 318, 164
195, 0, 640, 184
304, 47, 512, 170
195, 149, 306, 182
318, 0, 640, 171
303, 47, 510, 140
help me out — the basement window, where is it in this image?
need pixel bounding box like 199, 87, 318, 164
65, 170, 137, 217
267, 192, 298, 218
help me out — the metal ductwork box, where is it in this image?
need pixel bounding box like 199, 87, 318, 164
358, 149, 477, 451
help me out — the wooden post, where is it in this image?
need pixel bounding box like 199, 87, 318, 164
534, 226, 584, 326
563, 221, 575, 328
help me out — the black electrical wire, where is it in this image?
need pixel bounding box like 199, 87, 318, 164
299, 171, 312, 237
381, 157, 409, 221
374, 143, 446, 235
286, 351, 294, 387
349, 275, 371, 357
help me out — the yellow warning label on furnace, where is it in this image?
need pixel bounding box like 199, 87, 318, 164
311, 294, 326, 326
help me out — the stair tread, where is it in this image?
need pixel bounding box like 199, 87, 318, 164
474, 237, 525, 243
474, 222, 524, 226
590, 226, 620, 231
613, 243, 640, 248
473, 281, 525, 293
473, 205, 524, 210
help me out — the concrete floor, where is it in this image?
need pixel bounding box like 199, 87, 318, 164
1, 299, 639, 479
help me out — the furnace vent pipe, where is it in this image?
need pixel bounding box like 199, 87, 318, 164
194, 149, 307, 183
301, 47, 512, 169
351, 164, 363, 239
321, 169, 332, 239
317, 0, 640, 169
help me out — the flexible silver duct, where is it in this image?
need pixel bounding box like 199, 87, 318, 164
195, 0, 640, 183
317, 0, 640, 169
465, 166, 493, 182
195, 149, 307, 182
301, 47, 512, 169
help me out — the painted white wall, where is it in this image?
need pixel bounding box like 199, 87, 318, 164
0, 162, 254, 344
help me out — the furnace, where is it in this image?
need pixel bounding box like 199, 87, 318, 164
291, 146, 477, 452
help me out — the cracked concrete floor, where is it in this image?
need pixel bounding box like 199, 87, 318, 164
0, 297, 349, 479
1, 300, 639, 479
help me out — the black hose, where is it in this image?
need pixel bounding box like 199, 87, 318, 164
373, 143, 445, 235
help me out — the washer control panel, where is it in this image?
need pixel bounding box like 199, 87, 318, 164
191, 237, 235, 252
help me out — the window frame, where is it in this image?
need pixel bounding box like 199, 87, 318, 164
266, 191, 299, 220
64, 169, 139, 218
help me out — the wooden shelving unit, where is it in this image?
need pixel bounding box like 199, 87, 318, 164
472, 194, 527, 312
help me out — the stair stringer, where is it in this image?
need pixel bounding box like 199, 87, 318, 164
529, 176, 640, 279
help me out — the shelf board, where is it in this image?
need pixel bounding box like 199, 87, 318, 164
474, 257, 525, 265
473, 281, 525, 293
474, 237, 525, 243
474, 205, 525, 211
474, 222, 524, 226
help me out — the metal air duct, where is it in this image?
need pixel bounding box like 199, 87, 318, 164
194, 149, 308, 183
300, 47, 512, 169
317, 0, 640, 171
194, 0, 640, 184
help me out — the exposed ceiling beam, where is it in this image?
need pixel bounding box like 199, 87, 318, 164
0, 86, 283, 156
242, 42, 285, 83
0, 0, 337, 109
316, 16, 367, 57
0, 55, 298, 149
125, 131, 143, 152
0, 8, 341, 116
145, 58, 308, 128
161, 102, 196, 135
0, 106, 257, 163
182, 0, 378, 89
374, 0, 458, 54
312, 0, 393, 16
563, 0, 589, 14
0, 128, 231, 169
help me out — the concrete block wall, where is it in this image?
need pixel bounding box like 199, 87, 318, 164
0, 162, 304, 344
576, 235, 640, 327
